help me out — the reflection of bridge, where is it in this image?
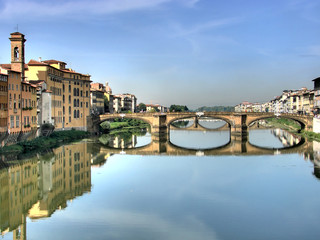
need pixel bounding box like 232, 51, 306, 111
89, 112, 313, 140
98, 135, 313, 156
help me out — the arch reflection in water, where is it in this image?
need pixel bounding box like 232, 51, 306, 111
0, 141, 92, 240
169, 129, 230, 150
249, 129, 301, 149
98, 129, 151, 149
98, 130, 308, 156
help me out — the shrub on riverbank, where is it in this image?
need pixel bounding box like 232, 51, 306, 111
0, 129, 90, 154
100, 118, 149, 132
266, 118, 301, 131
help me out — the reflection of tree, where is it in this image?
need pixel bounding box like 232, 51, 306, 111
0, 142, 92, 239
171, 120, 190, 128
99, 128, 148, 148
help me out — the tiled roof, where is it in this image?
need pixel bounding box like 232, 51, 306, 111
0, 64, 12, 70
28, 59, 48, 66
43, 59, 66, 64
10, 32, 24, 36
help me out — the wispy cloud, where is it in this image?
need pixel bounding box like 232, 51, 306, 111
172, 17, 242, 37
286, 0, 320, 23
0, 0, 199, 19
300, 45, 320, 57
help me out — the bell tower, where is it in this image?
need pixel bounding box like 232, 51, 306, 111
9, 32, 26, 80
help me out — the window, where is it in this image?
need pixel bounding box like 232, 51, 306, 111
10, 116, 14, 128
16, 116, 19, 128
69, 95, 71, 104
14, 47, 19, 61
74, 110, 77, 118
69, 85, 71, 93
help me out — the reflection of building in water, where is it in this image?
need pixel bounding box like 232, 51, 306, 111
0, 141, 92, 239
271, 129, 300, 147
110, 135, 137, 149
309, 141, 320, 180
0, 157, 38, 240
29, 142, 91, 219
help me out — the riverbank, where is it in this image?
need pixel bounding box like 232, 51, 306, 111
266, 118, 320, 142
100, 118, 150, 133
0, 129, 90, 155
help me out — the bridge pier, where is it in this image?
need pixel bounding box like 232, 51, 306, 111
194, 117, 199, 128
151, 114, 169, 142
230, 114, 249, 140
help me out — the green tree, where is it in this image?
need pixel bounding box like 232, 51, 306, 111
138, 103, 146, 112
169, 104, 189, 112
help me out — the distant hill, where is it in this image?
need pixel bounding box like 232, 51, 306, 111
194, 106, 235, 112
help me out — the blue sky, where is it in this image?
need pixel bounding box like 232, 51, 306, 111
0, 0, 319, 109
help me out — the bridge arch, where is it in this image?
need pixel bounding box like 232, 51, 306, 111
168, 115, 233, 129
246, 115, 307, 131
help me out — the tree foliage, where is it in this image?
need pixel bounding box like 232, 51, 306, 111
169, 105, 189, 112
194, 106, 235, 112
137, 103, 146, 112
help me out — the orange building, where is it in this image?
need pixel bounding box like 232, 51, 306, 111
0, 32, 38, 139
0, 71, 8, 135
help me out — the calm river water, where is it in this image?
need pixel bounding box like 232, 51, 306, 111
1, 121, 320, 240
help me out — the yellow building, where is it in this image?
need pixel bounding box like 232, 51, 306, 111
0, 157, 38, 239
26, 60, 91, 130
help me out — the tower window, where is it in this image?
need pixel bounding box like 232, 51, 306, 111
14, 47, 19, 61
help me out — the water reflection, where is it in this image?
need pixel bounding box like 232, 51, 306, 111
97, 129, 306, 156
249, 128, 301, 149
0, 141, 91, 240
98, 128, 151, 149
169, 130, 230, 150
2, 129, 320, 239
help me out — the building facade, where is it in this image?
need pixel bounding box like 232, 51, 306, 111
0, 71, 8, 135
26, 60, 91, 131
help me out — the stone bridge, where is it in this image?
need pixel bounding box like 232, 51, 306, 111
96, 135, 312, 157
88, 112, 313, 140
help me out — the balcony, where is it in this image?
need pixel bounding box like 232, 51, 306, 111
13, 108, 17, 113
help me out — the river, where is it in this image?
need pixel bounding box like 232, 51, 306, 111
1, 120, 320, 240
